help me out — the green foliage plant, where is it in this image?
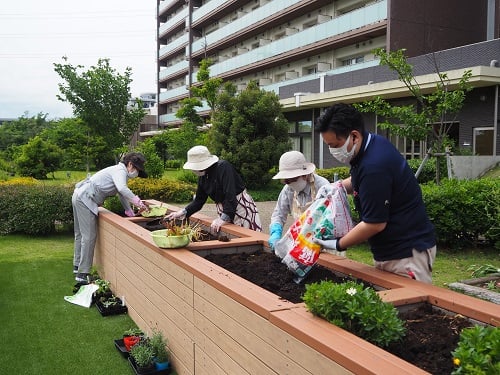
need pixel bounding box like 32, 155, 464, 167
302, 280, 406, 348
130, 341, 155, 369
315, 167, 351, 182
149, 328, 170, 363
467, 264, 500, 278
135, 138, 164, 178
451, 325, 500, 374
0, 182, 73, 235
207, 80, 292, 188
53, 57, 146, 161
421, 178, 500, 249
16, 136, 63, 179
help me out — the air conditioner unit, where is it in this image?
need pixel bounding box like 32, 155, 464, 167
285, 71, 298, 79
237, 47, 248, 54
259, 38, 271, 46
237, 83, 247, 91
317, 14, 332, 23
285, 27, 298, 36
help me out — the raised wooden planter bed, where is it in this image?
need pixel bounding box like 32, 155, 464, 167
93, 200, 500, 375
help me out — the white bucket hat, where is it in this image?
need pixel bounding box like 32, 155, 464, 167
272, 151, 315, 179
183, 145, 219, 170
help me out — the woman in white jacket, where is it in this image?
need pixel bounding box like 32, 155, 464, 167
72, 152, 148, 284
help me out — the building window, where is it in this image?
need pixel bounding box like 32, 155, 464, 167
473, 127, 494, 155
341, 55, 364, 66
289, 120, 313, 161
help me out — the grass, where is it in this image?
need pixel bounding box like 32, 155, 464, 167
0, 234, 137, 375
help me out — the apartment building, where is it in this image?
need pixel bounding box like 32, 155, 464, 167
156, 0, 500, 167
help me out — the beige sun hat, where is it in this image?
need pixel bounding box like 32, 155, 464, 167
183, 145, 219, 170
272, 151, 316, 179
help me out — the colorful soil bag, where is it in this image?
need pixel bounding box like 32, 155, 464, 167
274, 181, 353, 280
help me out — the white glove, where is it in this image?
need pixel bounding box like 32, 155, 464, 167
164, 209, 187, 221
211, 217, 226, 232
312, 238, 347, 257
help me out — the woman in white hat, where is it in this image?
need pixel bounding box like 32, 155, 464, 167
268, 151, 329, 249
164, 145, 262, 232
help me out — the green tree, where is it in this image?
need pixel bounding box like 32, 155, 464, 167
15, 136, 62, 179
40, 118, 109, 170
135, 138, 164, 178
207, 81, 291, 188
53, 57, 146, 166
355, 48, 472, 183
0, 113, 51, 160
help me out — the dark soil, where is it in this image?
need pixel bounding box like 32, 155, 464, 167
204, 251, 473, 375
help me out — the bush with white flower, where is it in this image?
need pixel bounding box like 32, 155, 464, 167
303, 280, 406, 347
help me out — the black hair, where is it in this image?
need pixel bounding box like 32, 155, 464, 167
121, 152, 147, 177
315, 103, 365, 138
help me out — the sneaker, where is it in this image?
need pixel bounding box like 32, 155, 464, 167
73, 265, 78, 274
75, 273, 91, 284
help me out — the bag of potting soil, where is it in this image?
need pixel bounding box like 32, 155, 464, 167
274, 181, 353, 282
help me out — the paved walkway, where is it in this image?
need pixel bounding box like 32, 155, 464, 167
198, 201, 294, 234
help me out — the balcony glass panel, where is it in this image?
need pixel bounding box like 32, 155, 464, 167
159, 34, 189, 59
159, 0, 178, 15
159, 7, 188, 36
159, 60, 189, 80
192, 0, 302, 54
192, 0, 387, 83
159, 86, 189, 102
192, 0, 232, 24
261, 60, 380, 94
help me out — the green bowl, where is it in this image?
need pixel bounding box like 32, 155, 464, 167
151, 229, 190, 249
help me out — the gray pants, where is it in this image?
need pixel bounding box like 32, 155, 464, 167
72, 190, 98, 274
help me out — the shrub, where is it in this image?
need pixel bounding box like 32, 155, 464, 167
316, 167, 350, 182
421, 178, 500, 249
303, 280, 406, 348
165, 159, 182, 169
0, 183, 73, 235
451, 325, 500, 374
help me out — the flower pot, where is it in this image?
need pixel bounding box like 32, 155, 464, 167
151, 230, 190, 248
123, 335, 141, 351
154, 360, 170, 371
128, 357, 171, 375
95, 297, 128, 316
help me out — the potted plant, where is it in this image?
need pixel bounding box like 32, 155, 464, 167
93, 278, 112, 299
123, 327, 144, 351
95, 294, 128, 316
150, 328, 170, 371
129, 341, 155, 374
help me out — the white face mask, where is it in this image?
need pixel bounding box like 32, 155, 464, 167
193, 170, 206, 177
127, 169, 139, 178
328, 135, 357, 164
288, 178, 307, 192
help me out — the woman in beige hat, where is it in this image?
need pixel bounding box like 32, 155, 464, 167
268, 151, 329, 249
164, 145, 262, 232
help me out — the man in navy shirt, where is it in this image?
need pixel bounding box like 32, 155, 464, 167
314, 103, 436, 283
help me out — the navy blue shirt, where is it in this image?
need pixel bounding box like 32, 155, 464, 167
350, 133, 435, 261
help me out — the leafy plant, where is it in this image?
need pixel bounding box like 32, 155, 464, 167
94, 278, 111, 295
468, 264, 500, 278
130, 341, 155, 369
303, 280, 406, 347
124, 327, 144, 337
101, 296, 121, 308
451, 325, 500, 374
150, 328, 169, 363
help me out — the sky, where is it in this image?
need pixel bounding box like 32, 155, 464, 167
0, 0, 157, 120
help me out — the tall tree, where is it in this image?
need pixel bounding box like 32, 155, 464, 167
355, 48, 472, 183
207, 81, 291, 188
53, 57, 145, 165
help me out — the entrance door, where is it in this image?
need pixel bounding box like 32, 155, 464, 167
473, 127, 494, 155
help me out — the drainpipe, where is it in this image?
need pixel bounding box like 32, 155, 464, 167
318, 73, 326, 168
494, 85, 498, 156
187, 0, 193, 93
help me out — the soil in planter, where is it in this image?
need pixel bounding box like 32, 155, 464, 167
204, 251, 473, 375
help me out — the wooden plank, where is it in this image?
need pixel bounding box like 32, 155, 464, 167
194, 346, 230, 375
195, 278, 346, 375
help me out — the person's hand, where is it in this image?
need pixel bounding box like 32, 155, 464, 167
124, 209, 135, 217
131, 195, 148, 211
268, 223, 283, 249
315, 184, 335, 199
211, 217, 226, 232
312, 237, 346, 257
164, 209, 187, 221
